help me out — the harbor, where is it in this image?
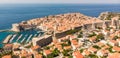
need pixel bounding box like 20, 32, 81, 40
0, 29, 44, 48
0, 2, 119, 57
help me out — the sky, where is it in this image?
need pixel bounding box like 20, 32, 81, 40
0, 0, 119, 4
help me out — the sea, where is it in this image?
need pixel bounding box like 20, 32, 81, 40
0, 4, 120, 47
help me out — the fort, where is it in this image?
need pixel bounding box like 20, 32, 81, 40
11, 12, 120, 36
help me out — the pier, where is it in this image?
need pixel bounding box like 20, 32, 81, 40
3, 35, 12, 43
21, 35, 28, 43
9, 34, 17, 43
38, 33, 41, 37
0, 29, 10, 32
16, 34, 23, 42
26, 34, 32, 43
34, 34, 37, 37
21, 37, 26, 43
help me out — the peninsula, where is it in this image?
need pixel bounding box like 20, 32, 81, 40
11, 13, 102, 32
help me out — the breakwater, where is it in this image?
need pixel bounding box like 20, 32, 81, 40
0, 29, 10, 32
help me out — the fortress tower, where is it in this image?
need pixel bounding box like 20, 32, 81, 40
11, 23, 20, 32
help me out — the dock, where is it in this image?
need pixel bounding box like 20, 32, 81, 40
26, 34, 32, 43
34, 34, 37, 37
38, 33, 41, 37
9, 34, 17, 43
21, 35, 28, 43
0, 29, 10, 32
3, 35, 12, 43
16, 34, 23, 42
21, 37, 26, 43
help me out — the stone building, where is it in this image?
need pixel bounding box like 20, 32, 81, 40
32, 35, 52, 47
11, 23, 20, 32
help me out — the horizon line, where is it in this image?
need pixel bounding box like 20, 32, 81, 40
0, 3, 120, 4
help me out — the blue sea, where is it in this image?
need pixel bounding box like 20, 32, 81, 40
0, 4, 120, 47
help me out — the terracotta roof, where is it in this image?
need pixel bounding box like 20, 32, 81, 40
71, 39, 78, 45
83, 50, 90, 55
2, 55, 11, 58
64, 46, 71, 50
31, 45, 40, 50
20, 51, 32, 57
96, 42, 104, 47
73, 51, 84, 58
102, 45, 109, 49
4, 44, 13, 47
108, 53, 120, 58
113, 46, 120, 51
43, 50, 52, 55
89, 36, 96, 42
88, 47, 98, 52
98, 49, 109, 54
35, 54, 42, 58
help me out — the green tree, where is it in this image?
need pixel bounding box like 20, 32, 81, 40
96, 34, 104, 42
52, 48, 60, 57
86, 54, 99, 58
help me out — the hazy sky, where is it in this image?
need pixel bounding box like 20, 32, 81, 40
0, 0, 119, 4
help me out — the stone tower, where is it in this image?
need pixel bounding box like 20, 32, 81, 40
11, 23, 20, 32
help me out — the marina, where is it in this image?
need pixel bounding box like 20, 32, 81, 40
0, 29, 44, 47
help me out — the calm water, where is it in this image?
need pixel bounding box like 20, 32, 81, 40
0, 4, 120, 47
0, 4, 120, 29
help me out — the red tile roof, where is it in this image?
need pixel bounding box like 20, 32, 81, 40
43, 50, 52, 56
108, 53, 120, 58
113, 46, 120, 51
2, 55, 11, 58
35, 54, 42, 58
73, 51, 84, 58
